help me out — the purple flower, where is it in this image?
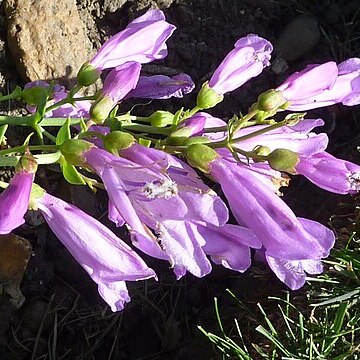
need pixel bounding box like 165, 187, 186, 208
89, 10, 176, 71
90, 62, 141, 123
25, 81, 91, 118
276, 62, 339, 110
0, 171, 34, 234
208, 34, 273, 95
209, 155, 335, 261
266, 254, 324, 290
283, 58, 360, 110
83, 144, 229, 277
296, 151, 360, 194
126, 73, 195, 99
35, 192, 156, 311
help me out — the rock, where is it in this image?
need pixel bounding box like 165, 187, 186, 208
5, 0, 94, 86
103, 0, 128, 13
0, 234, 32, 308
275, 14, 321, 61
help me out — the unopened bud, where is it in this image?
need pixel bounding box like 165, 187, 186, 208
90, 96, 115, 124
267, 148, 299, 174
256, 89, 287, 112
196, 81, 224, 110
77, 62, 101, 87
103, 131, 135, 154
59, 139, 93, 166
149, 111, 174, 127
253, 145, 271, 157
185, 144, 219, 173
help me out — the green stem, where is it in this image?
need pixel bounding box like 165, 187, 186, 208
38, 117, 82, 126
186, 106, 201, 118
121, 123, 171, 135
0, 144, 58, 156
231, 120, 287, 144
45, 84, 83, 113
0, 115, 35, 126
232, 108, 259, 134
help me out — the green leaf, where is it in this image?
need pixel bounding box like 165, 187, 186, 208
56, 118, 71, 145
0, 125, 8, 145
139, 137, 151, 147
60, 157, 86, 185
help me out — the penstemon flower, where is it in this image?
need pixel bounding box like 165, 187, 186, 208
276, 58, 360, 110
0, 155, 37, 234
31, 188, 156, 312
126, 73, 195, 99
90, 62, 141, 123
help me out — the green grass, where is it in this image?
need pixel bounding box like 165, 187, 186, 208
199, 233, 360, 359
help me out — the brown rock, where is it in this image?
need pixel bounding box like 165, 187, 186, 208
5, 0, 94, 86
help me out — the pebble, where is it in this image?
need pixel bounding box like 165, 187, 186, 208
5, 0, 93, 86
275, 14, 321, 61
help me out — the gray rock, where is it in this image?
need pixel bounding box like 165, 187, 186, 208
103, 0, 128, 13
275, 15, 321, 61
5, 0, 94, 86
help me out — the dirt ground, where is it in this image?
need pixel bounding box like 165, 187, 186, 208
0, 0, 359, 359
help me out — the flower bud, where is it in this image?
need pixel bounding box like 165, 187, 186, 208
59, 139, 93, 166
103, 131, 136, 154
149, 111, 174, 127
267, 148, 299, 174
196, 81, 224, 109
256, 89, 287, 111
253, 145, 271, 157
185, 144, 219, 173
77, 62, 101, 87
90, 96, 115, 124
16, 153, 38, 174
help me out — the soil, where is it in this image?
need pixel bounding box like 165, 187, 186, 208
0, 0, 359, 359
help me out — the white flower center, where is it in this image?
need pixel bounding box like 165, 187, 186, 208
349, 172, 360, 191
142, 179, 178, 199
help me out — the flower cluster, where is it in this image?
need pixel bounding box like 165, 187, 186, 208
1, 9, 360, 311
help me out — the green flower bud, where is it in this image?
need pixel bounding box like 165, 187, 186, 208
77, 62, 101, 87
267, 148, 299, 174
90, 96, 114, 124
149, 111, 174, 127
253, 145, 271, 157
168, 135, 209, 146
196, 81, 224, 110
103, 131, 135, 154
185, 144, 219, 174
256, 89, 287, 112
59, 139, 93, 166
16, 153, 38, 174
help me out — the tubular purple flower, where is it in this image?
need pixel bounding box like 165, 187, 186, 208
209, 156, 335, 261
276, 62, 339, 110
90, 62, 141, 123
126, 73, 195, 99
89, 10, 176, 71
208, 34, 273, 95
83, 143, 229, 277
0, 171, 34, 234
296, 151, 360, 194
284, 58, 360, 110
35, 192, 156, 311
